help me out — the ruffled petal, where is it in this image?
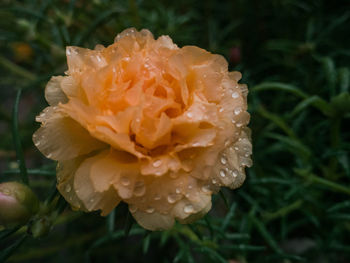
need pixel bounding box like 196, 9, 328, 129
74, 152, 121, 215
33, 107, 106, 160
45, 76, 68, 105
131, 210, 175, 231
57, 157, 86, 211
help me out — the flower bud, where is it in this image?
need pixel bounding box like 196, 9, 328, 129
0, 182, 39, 227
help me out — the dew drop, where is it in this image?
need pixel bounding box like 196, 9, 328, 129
35, 141, 41, 146
188, 184, 193, 189
212, 179, 217, 184
134, 181, 146, 196
175, 188, 181, 194
146, 207, 155, 214
184, 204, 194, 214
231, 92, 239, 99
152, 159, 162, 168
186, 112, 193, 118
220, 156, 227, 165
234, 146, 239, 151
219, 107, 224, 113
120, 176, 130, 186
201, 185, 211, 193
185, 193, 190, 198
219, 169, 226, 177
232, 171, 238, 178
47, 153, 53, 158
167, 194, 177, 204
65, 184, 71, 193
236, 122, 243, 128
90, 198, 94, 203
154, 194, 161, 200
234, 107, 242, 115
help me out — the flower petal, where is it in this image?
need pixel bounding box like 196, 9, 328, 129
45, 76, 68, 105
57, 157, 87, 211
131, 210, 175, 231
33, 107, 106, 160
74, 153, 121, 215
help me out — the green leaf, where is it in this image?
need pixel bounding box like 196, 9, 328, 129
257, 107, 296, 138
338, 67, 349, 93
252, 82, 308, 99
142, 234, 151, 254
0, 227, 20, 240
291, 95, 333, 117
265, 133, 311, 160
221, 203, 236, 231
11, 88, 29, 185
73, 7, 125, 45
195, 247, 227, 263
330, 92, 350, 116
250, 216, 283, 254
0, 235, 27, 262
107, 209, 115, 233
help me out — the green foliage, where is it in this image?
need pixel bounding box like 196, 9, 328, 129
0, 0, 349, 262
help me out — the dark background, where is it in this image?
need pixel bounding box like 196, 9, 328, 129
1, 0, 350, 262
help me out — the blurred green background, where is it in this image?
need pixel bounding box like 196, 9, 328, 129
1, 0, 350, 262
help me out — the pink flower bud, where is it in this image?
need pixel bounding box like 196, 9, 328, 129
0, 182, 39, 227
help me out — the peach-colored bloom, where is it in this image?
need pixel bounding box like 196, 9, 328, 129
33, 28, 252, 230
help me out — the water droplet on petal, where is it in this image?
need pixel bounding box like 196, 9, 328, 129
120, 176, 130, 186
146, 207, 155, 214
167, 194, 177, 204
175, 188, 181, 194
232, 171, 238, 177
134, 181, 146, 196
234, 107, 242, 115
154, 194, 161, 200
186, 112, 193, 118
65, 184, 71, 193
220, 156, 227, 165
232, 92, 239, 99
188, 184, 193, 189
220, 169, 226, 177
201, 185, 211, 193
184, 204, 194, 214
152, 159, 162, 167
212, 179, 217, 184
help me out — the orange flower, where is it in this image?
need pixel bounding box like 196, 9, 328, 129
33, 28, 252, 230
